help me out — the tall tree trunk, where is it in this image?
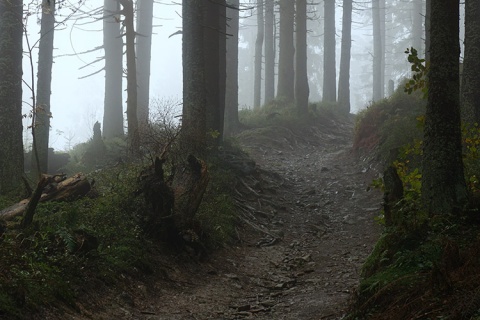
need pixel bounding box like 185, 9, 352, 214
0, 0, 24, 194
276, 0, 295, 103
34, 0, 55, 177
135, 0, 154, 127
380, 0, 385, 99
225, 0, 240, 137
338, 0, 352, 113
461, 0, 480, 124
425, 0, 431, 61
295, 0, 309, 115
323, 0, 336, 103
372, 0, 383, 101
103, 0, 124, 139
217, 0, 227, 142
119, 0, 139, 155
182, 0, 206, 153
422, 0, 467, 214
204, 0, 226, 145
412, 0, 423, 54
264, 0, 275, 104
254, 0, 264, 109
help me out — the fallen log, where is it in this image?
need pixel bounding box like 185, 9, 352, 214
0, 173, 92, 221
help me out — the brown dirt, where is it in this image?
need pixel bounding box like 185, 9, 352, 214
39, 115, 383, 320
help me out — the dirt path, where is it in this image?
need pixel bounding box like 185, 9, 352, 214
55, 117, 382, 320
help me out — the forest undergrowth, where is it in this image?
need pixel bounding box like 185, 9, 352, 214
350, 85, 480, 320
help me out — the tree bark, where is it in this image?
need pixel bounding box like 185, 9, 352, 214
204, 0, 226, 145
253, 0, 264, 109
264, 0, 275, 105
338, 0, 352, 114
103, 0, 124, 139
276, 0, 295, 103
0, 0, 24, 194
295, 0, 309, 115
119, 0, 140, 155
224, 0, 240, 137
33, 0, 55, 177
181, 0, 207, 153
372, 0, 383, 101
421, 0, 467, 214
323, 0, 336, 103
136, 0, 154, 128
461, 0, 480, 124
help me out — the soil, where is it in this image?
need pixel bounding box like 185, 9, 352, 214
40, 115, 383, 320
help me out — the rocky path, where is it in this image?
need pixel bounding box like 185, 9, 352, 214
56, 117, 383, 320
134, 117, 383, 320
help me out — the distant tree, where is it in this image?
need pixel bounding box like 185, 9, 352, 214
136, 0, 154, 127
264, 0, 275, 104
225, 0, 240, 137
181, 0, 206, 152
118, 0, 140, 155
338, 0, 352, 113
33, 0, 56, 177
461, 0, 480, 124
372, 0, 385, 101
421, 0, 467, 214
323, 0, 336, 103
276, 0, 295, 103
253, 0, 264, 109
0, 0, 24, 194
412, 0, 423, 54
103, 0, 124, 139
295, 0, 309, 114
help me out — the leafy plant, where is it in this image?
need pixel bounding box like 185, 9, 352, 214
404, 47, 428, 98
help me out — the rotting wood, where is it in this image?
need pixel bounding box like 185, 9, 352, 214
0, 173, 92, 222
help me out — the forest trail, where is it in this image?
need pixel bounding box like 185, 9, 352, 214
54, 115, 382, 320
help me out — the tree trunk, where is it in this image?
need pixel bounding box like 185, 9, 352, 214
136, 0, 154, 128
119, 0, 140, 155
276, 0, 295, 103
33, 0, 55, 177
181, 0, 207, 153
217, 0, 227, 142
461, 0, 480, 124
204, 0, 226, 145
295, 0, 309, 115
338, 0, 352, 114
323, 0, 336, 103
412, 0, 423, 54
264, 0, 275, 105
253, 0, 264, 109
425, 0, 431, 61
103, 0, 124, 139
224, 0, 240, 137
0, 0, 24, 194
372, 0, 383, 101
421, 0, 467, 214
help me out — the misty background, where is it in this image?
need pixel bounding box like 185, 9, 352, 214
21, 0, 465, 151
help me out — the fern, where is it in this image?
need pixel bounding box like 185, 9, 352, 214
56, 228, 76, 253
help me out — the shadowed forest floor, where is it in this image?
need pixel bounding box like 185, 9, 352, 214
39, 115, 382, 320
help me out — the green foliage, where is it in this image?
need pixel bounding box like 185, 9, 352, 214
64, 137, 127, 175
354, 86, 425, 160
404, 47, 428, 99
0, 163, 151, 317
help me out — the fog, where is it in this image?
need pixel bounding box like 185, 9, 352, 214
22, 1, 464, 152
22, 0, 183, 151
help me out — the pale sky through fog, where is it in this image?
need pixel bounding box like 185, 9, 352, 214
22, 0, 183, 151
